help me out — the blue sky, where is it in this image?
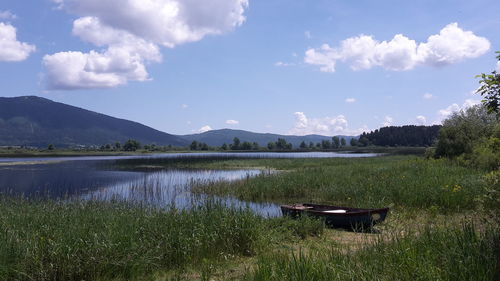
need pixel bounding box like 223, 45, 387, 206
1, 0, 499, 136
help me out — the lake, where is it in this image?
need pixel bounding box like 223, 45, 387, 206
0, 152, 380, 216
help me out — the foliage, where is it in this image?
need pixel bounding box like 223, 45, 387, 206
360, 125, 441, 147
434, 105, 498, 160
476, 51, 500, 118
123, 139, 141, 151
332, 136, 340, 148
246, 223, 499, 281
192, 156, 485, 211
0, 198, 327, 281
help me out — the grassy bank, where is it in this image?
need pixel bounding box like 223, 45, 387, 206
246, 222, 498, 281
0, 197, 326, 281
191, 156, 487, 211
0, 155, 498, 280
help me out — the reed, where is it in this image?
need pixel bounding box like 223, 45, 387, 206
192, 156, 487, 211
0, 197, 322, 281
245, 222, 499, 281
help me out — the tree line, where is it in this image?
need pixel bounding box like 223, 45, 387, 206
356, 125, 442, 147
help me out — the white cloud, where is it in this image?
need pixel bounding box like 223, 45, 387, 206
275, 61, 294, 67
438, 99, 480, 120
305, 23, 490, 72
198, 125, 212, 133
382, 116, 393, 127
0, 22, 36, 62
225, 119, 239, 125
415, 115, 426, 125
345, 98, 356, 103
289, 112, 364, 136
0, 10, 16, 20
423, 93, 434, 99
45, 0, 249, 90
52, 0, 248, 47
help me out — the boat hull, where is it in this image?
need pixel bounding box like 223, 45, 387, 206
281, 203, 389, 230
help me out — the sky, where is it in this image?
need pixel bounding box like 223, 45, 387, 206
0, 0, 499, 136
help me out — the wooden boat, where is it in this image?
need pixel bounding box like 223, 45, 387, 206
281, 203, 389, 230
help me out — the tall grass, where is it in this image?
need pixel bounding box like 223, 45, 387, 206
193, 156, 486, 211
246, 222, 499, 281
0, 196, 323, 281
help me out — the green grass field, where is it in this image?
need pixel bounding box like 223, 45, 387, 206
0, 155, 498, 280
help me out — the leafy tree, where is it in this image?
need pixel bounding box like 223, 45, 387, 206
252, 142, 260, 150
200, 143, 209, 151
114, 142, 121, 150
358, 134, 370, 146
299, 141, 307, 149
321, 140, 331, 149
435, 105, 497, 158
476, 52, 500, 118
123, 139, 141, 151
221, 143, 228, 150
267, 142, 276, 150
350, 138, 358, 146
190, 141, 198, 150
275, 138, 288, 150
241, 141, 253, 150
47, 144, 54, 150
340, 138, 346, 147
309, 142, 314, 149
231, 137, 241, 150
332, 136, 340, 148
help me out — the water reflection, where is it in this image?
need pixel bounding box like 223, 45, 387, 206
0, 160, 281, 216
0, 151, 380, 165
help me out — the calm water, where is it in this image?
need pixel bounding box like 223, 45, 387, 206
0, 151, 380, 164
0, 152, 379, 216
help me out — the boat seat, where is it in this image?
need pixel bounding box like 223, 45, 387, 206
323, 209, 347, 213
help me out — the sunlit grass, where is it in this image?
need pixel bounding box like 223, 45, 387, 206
192, 156, 486, 211
245, 222, 498, 281
0, 197, 323, 281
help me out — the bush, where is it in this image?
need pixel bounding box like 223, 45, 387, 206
435, 105, 497, 158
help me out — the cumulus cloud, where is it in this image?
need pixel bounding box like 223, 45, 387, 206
0, 22, 36, 62
45, 0, 249, 90
225, 119, 239, 125
289, 112, 365, 136
423, 93, 434, 99
305, 23, 490, 72
438, 99, 480, 120
382, 116, 393, 127
198, 125, 212, 133
0, 10, 16, 20
345, 98, 356, 103
416, 115, 426, 125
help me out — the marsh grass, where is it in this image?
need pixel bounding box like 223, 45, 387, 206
191, 156, 486, 211
1, 155, 497, 280
0, 197, 323, 281
245, 222, 499, 281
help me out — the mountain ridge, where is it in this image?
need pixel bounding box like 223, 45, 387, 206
0, 96, 356, 148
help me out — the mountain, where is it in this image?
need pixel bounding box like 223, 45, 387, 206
181, 129, 356, 147
0, 96, 188, 147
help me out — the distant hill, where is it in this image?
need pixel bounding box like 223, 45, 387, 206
181, 129, 356, 147
0, 96, 188, 147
